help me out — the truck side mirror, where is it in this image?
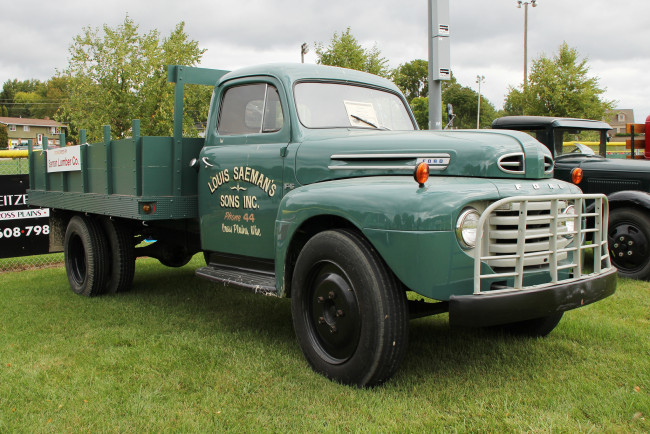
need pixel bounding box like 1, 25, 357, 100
445, 104, 455, 129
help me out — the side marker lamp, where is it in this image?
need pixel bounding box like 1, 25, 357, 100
414, 162, 429, 188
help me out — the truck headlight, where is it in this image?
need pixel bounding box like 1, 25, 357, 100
560, 205, 576, 239
456, 208, 480, 249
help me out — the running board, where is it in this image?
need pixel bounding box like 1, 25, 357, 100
195, 264, 278, 296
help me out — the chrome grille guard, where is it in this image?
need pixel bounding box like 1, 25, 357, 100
474, 194, 612, 294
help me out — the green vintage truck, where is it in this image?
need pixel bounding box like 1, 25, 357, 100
28, 64, 617, 387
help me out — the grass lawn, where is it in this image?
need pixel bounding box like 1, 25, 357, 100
1, 256, 648, 431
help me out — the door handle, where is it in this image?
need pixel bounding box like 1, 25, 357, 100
201, 157, 214, 168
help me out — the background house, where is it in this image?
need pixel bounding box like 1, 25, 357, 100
605, 109, 635, 135
0, 117, 68, 149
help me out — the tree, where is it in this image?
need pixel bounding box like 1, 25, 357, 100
410, 97, 429, 130
14, 92, 41, 116
0, 125, 8, 149
504, 42, 614, 119
315, 28, 389, 77
406, 71, 498, 130
58, 16, 207, 142
31, 77, 70, 119
391, 59, 429, 102
0, 79, 43, 117
0, 78, 67, 120
444, 81, 498, 129
399, 63, 453, 129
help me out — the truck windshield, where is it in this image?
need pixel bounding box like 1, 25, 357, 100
294, 82, 415, 131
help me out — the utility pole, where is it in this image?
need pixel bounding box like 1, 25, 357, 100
517, 0, 537, 88
476, 75, 485, 129
428, 0, 451, 130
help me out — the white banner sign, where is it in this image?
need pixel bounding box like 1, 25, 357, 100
0, 208, 50, 221
47, 146, 81, 173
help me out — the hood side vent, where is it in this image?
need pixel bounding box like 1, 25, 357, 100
544, 156, 554, 174
498, 153, 525, 174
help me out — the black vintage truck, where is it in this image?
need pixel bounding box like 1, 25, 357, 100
493, 116, 650, 280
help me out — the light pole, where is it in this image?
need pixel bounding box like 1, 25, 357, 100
301, 43, 309, 63
476, 75, 485, 129
517, 0, 537, 88
428, 0, 450, 130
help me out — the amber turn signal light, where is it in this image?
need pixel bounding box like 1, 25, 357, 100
570, 167, 583, 185
414, 162, 429, 188
141, 203, 156, 214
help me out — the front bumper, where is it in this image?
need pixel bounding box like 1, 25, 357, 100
448, 267, 617, 327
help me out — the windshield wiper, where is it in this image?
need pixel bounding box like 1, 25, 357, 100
350, 114, 390, 130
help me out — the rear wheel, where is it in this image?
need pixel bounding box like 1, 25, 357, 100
291, 229, 409, 387
64, 215, 109, 297
101, 218, 135, 293
608, 207, 650, 280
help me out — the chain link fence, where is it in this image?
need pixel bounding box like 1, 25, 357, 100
0, 155, 29, 175
0, 155, 64, 272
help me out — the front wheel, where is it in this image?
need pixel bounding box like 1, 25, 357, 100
608, 207, 650, 280
497, 312, 564, 337
291, 229, 409, 387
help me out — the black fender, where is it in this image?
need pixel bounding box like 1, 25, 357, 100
585, 190, 650, 214
606, 190, 650, 213
584, 191, 650, 241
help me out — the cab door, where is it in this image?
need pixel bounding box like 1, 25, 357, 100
198, 78, 289, 259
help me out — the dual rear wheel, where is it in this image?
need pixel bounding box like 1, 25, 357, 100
64, 215, 135, 296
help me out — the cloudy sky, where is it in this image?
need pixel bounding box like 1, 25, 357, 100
2, 0, 649, 122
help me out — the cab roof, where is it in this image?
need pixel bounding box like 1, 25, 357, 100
219, 63, 401, 93
493, 116, 613, 131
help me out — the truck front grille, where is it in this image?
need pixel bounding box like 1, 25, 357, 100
474, 194, 612, 294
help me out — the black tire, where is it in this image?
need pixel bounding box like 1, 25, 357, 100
608, 207, 650, 280
498, 312, 564, 337
291, 229, 409, 387
156, 244, 193, 268
64, 215, 109, 297
100, 218, 135, 294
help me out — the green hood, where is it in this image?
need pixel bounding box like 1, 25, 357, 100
294, 128, 553, 185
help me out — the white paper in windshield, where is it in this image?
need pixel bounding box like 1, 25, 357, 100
344, 101, 379, 128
